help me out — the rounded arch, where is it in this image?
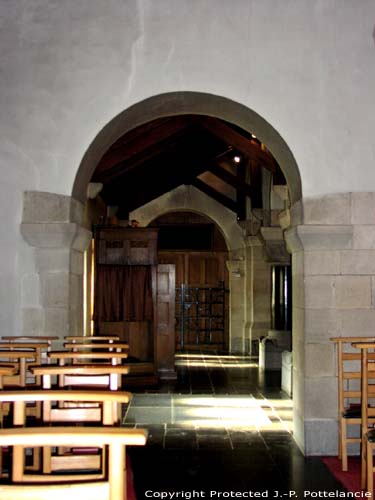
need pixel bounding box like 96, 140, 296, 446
129, 185, 242, 251
72, 91, 301, 205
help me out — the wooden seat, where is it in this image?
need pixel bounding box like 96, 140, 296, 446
48, 350, 129, 366
330, 336, 375, 471
0, 366, 18, 478
31, 364, 131, 422
351, 341, 375, 497
0, 389, 133, 481
0, 366, 17, 389
0, 426, 147, 500
31, 364, 130, 390
0, 344, 49, 387
2, 336, 58, 365
64, 342, 129, 353
64, 335, 120, 343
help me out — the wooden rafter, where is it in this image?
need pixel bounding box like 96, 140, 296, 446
94, 116, 201, 180
192, 178, 237, 213
201, 117, 277, 173
236, 161, 247, 220
207, 162, 253, 198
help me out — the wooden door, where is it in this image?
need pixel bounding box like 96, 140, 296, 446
155, 264, 176, 380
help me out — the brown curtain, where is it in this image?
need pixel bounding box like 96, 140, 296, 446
95, 265, 153, 322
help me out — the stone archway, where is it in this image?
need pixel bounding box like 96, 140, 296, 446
72, 92, 301, 206
71, 91, 301, 365
130, 184, 243, 251
22, 92, 305, 451
129, 184, 245, 353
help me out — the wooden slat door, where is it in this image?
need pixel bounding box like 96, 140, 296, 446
158, 251, 229, 350
155, 264, 176, 380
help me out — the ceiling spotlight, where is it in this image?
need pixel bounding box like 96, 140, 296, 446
251, 133, 257, 139
234, 155, 241, 163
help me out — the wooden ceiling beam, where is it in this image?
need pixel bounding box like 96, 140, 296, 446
236, 161, 247, 221
95, 129, 227, 184
192, 178, 237, 213
95, 115, 201, 178
207, 162, 253, 198
201, 117, 277, 173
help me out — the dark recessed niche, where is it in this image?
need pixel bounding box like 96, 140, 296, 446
157, 225, 213, 251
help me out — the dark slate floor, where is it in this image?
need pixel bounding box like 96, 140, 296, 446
124, 353, 344, 498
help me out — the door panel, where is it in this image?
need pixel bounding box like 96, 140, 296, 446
159, 251, 229, 351
155, 264, 176, 379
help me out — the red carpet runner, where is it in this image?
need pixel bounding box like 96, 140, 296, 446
322, 457, 361, 494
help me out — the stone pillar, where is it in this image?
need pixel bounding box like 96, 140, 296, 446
246, 236, 272, 351
21, 192, 91, 348
285, 193, 375, 455
226, 250, 246, 353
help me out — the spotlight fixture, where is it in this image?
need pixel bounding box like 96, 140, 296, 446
251, 133, 257, 138
234, 155, 241, 163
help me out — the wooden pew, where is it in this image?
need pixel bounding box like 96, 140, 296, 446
0, 389, 133, 480
64, 342, 129, 353
0, 344, 49, 386
0, 426, 147, 500
2, 336, 58, 365
0, 366, 18, 478
65, 335, 120, 343
31, 364, 131, 422
48, 351, 129, 366
31, 364, 130, 390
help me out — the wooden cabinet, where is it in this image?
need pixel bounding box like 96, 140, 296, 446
96, 227, 158, 265
93, 227, 176, 381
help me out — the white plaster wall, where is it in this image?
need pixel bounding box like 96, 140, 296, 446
1, 0, 375, 334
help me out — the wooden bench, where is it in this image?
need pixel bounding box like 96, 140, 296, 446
31, 364, 130, 390
0, 366, 18, 477
0, 426, 147, 500
64, 335, 120, 343
0, 389, 133, 480
48, 351, 129, 366
64, 342, 129, 353
0, 344, 49, 386
2, 336, 58, 365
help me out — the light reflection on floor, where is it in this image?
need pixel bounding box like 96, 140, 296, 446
123, 353, 293, 433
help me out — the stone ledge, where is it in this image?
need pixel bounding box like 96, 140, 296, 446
21, 222, 90, 250
23, 191, 84, 224
285, 225, 353, 252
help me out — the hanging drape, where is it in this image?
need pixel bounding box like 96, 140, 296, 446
95, 265, 153, 322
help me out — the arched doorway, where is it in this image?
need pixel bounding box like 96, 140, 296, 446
75, 92, 300, 363
149, 211, 230, 352
21, 91, 302, 447
75, 92, 298, 433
